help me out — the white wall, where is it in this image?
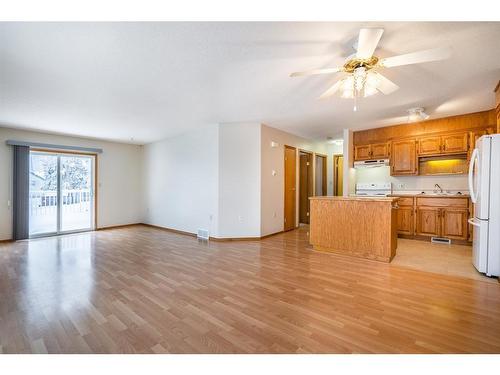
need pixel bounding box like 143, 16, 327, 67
343, 129, 355, 196
143, 124, 219, 237
0, 126, 144, 240
355, 166, 469, 193
218, 124, 261, 238
260, 124, 325, 236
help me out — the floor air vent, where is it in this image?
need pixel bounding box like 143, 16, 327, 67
197, 229, 209, 240
431, 237, 451, 245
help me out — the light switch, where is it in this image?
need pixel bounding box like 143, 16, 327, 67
272, 170, 277, 176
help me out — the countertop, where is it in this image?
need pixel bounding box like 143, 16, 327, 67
390, 192, 470, 198
309, 196, 399, 202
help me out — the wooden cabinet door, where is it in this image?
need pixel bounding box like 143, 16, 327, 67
354, 145, 371, 160
371, 142, 389, 158
391, 139, 417, 175
416, 207, 441, 237
418, 136, 442, 155
441, 208, 469, 240
396, 207, 414, 235
442, 133, 468, 154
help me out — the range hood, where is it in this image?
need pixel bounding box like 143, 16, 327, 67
354, 159, 390, 168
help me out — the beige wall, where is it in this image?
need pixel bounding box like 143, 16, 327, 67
0, 126, 144, 240
260, 124, 326, 236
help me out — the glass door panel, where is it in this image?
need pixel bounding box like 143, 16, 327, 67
60, 155, 93, 232
29, 153, 59, 236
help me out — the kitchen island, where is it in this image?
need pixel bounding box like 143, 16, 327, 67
309, 196, 399, 262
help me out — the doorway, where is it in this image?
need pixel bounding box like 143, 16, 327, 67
284, 145, 297, 231
315, 154, 327, 196
299, 150, 313, 224
333, 154, 344, 196
29, 151, 96, 237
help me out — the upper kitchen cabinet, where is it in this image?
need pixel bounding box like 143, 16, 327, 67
391, 139, 417, 175
441, 133, 468, 154
371, 142, 390, 158
418, 132, 468, 156
352, 109, 496, 175
417, 135, 442, 155
354, 142, 389, 161
354, 144, 371, 160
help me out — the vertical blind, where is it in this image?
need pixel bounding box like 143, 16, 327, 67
12, 145, 30, 240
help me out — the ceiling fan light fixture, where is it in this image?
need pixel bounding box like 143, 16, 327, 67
407, 107, 429, 122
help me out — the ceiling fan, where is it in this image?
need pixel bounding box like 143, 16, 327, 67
290, 28, 451, 111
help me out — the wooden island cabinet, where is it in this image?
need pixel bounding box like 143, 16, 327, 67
309, 196, 399, 262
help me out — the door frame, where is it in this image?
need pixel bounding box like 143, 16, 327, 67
333, 154, 344, 196
29, 148, 98, 238
298, 149, 313, 224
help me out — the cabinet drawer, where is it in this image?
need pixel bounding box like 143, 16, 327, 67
416, 197, 469, 208
394, 197, 414, 206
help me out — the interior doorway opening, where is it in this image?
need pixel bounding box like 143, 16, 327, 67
315, 154, 327, 196
333, 154, 344, 196
29, 150, 96, 237
299, 150, 313, 224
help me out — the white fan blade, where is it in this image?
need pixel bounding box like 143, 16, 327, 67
319, 80, 343, 99
380, 47, 452, 68
290, 67, 341, 77
356, 28, 384, 59
372, 72, 399, 95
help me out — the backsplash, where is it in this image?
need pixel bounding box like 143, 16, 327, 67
355, 166, 469, 193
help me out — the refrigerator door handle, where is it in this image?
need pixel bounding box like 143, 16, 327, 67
468, 218, 481, 227
468, 148, 479, 204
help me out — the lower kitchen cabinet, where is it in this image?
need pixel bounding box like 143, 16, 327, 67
396, 196, 471, 242
396, 206, 414, 235
441, 208, 469, 240
416, 207, 441, 237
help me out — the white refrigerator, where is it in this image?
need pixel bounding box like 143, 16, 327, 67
468, 134, 500, 277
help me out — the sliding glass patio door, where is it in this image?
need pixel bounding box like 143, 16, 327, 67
29, 151, 95, 237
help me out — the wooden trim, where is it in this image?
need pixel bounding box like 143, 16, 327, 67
142, 223, 284, 241
140, 223, 197, 237
96, 223, 143, 231
494, 80, 500, 93
30, 148, 98, 156
0, 238, 14, 243
210, 231, 284, 242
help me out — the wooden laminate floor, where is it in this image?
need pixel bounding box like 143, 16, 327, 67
1, 225, 499, 354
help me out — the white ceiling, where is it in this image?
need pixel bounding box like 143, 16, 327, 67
1, 22, 499, 144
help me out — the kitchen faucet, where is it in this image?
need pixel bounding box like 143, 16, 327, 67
434, 184, 443, 194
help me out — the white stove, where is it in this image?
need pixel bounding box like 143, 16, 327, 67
355, 182, 392, 197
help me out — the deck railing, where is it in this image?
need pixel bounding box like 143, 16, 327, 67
29, 189, 91, 216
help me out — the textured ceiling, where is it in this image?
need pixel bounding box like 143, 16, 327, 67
1, 22, 499, 144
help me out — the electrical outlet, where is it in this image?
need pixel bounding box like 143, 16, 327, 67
238, 215, 243, 222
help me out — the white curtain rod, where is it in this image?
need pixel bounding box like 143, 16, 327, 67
5, 140, 103, 154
